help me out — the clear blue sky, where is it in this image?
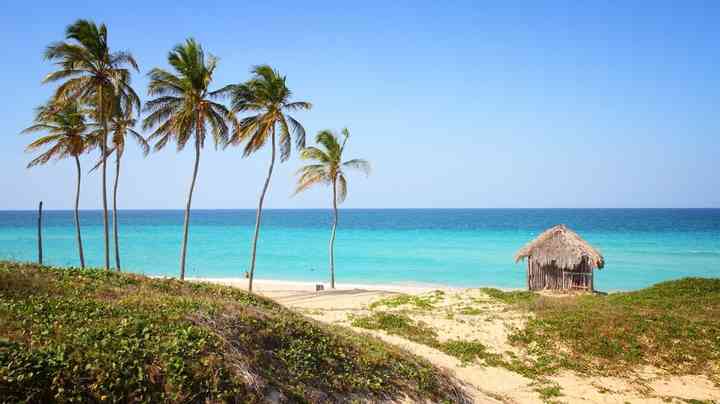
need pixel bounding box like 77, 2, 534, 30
1, 1, 718, 209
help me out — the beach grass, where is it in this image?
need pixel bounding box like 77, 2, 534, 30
351, 311, 502, 366
368, 290, 445, 311
494, 278, 720, 378
0, 261, 467, 402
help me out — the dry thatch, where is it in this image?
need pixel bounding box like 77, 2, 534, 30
514, 224, 605, 270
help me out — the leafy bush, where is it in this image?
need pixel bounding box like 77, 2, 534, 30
509, 278, 720, 376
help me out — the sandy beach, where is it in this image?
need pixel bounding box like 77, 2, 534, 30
189, 277, 455, 305
195, 278, 720, 404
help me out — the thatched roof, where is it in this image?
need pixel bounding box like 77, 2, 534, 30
514, 225, 605, 270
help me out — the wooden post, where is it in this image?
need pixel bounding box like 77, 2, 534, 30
526, 257, 531, 290
37, 201, 43, 265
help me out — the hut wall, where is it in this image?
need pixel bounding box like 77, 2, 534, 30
527, 257, 593, 291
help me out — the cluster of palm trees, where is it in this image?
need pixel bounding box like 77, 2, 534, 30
22, 19, 370, 291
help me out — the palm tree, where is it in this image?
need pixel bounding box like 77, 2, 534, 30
294, 129, 370, 289
227, 65, 311, 292
90, 104, 149, 271
22, 101, 91, 268
43, 19, 140, 271
143, 38, 234, 280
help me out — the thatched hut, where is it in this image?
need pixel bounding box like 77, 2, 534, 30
514, 225, 604, 291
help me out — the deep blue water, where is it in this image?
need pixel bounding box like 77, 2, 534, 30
1, 209, 718, 290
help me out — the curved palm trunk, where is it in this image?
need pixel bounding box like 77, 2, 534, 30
74, 156, 86, 268
179, 139, 201, 280
99, 87, 110, 270
329, 179, 338, 289
248, 129, 276, 292
113, 155, 121, 271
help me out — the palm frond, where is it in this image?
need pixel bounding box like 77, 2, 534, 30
42, 69, 86, 83
27, 143, 65, 168
208, 84, 235, 99
286, 114, 306, 150
293, 128, 369, 204
315, 130, 341, 156
22, 99, 90, 166
336, 174, 348, 204
299, 146, 330, 162
205, 108, 229, 148
21, 124, 60, 134
278, 115, 292, 161
284, 101, 312, 111
144, 39, 231, 153
25, 134, 65, 150
110, 51, 139, 71
242, 118, 272, 157
342, 159, 371, 176
293, 165, 330, 195
226, 65, 309, 161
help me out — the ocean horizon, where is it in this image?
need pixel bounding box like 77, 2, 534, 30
1, 208, 718, 291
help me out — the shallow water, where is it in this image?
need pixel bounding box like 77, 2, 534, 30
1, 209, 718, 290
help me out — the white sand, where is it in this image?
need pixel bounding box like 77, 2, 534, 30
189, 277, 455, 310
189, 277, 452, 294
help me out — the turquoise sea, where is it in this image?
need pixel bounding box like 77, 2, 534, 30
0, 209, 719, 291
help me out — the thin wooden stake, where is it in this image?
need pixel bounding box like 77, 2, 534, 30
37, 201, 43, 265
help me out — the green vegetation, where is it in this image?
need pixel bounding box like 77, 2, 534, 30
351, 312, 438, 347
456, 306, 485, 315
534, 382, 563, 401
369, 290, 445, 311
0, 262, 467, 402
294, 128, 371, 289
439, 340, 494, 364
351, 311, 501, 367
487, 278, 720, 377
479, 288, 538, 305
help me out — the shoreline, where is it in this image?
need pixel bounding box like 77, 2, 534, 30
186, 277, 475, 294
157, 275, 630, 293
184, 276, 628, 294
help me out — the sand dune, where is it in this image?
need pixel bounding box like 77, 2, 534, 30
197, 278, 720, 404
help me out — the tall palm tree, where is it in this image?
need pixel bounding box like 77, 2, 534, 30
22, 101, 92, 268
90, 104, 149, 271
227, 65, 311, 292
294, 129, 370, 289
43, 19, 140, 270
143, 38, 234, 280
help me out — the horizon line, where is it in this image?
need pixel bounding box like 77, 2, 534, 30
1, 207, 719, 211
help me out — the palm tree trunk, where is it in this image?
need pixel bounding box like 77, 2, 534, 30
248, 128, 276, 292
74, 156, 85, 268
329, 179, 338, 289
99, 86, 110, 270
179, 139, 201, 280
113, 155, 121, 271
